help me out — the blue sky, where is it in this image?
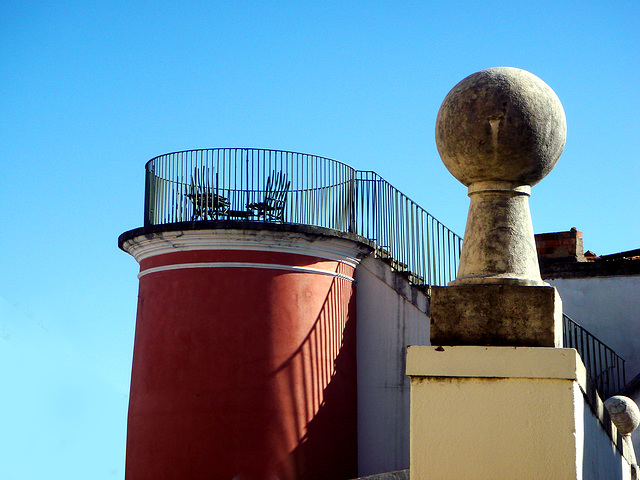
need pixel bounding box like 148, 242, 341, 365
1, 1, 638, 478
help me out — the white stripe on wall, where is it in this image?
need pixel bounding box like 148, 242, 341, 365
138, 261, 355, 282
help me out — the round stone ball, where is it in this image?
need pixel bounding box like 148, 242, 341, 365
435, 67, 567, 187
604, 395, 640, 435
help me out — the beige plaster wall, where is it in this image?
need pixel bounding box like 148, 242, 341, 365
412, 377, 580, 479
407, 346, 633, 480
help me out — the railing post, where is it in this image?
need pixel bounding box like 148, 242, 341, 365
348, 172, 357, 234
563, 314, 626, 399
144, 164, 155, 227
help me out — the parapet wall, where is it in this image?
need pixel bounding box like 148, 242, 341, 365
355, 255, 430, 476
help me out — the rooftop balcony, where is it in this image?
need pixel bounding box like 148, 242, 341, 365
142, 148, 463, 288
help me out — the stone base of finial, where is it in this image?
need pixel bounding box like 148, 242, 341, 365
430, 284, 562, 347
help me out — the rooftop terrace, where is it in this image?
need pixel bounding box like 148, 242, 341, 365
141, 148, 463, 288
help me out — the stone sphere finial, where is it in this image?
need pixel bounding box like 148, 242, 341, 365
436, 67, 566, 187
605, 396, 640, 435
436, 68, 567, 286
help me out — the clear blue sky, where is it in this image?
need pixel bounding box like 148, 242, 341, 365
1, 1, 638, 478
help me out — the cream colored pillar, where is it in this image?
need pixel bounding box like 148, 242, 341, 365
408, 346, 586, 480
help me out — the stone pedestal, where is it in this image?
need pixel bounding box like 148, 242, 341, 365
452, 182, 543, 286
435, 67, 566, 288
408, 346, 584, 480
430, 284, 563, 347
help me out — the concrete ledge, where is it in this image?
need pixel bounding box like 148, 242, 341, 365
430, 284, 562, 347
351, 470, 410, 480
118, 219, 375, 252
407, 346, 587, 388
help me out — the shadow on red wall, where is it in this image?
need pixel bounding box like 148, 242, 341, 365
271, 266, 358, 480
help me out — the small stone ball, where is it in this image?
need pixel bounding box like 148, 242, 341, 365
435, 67, 566, 187
605, 395, 640, 435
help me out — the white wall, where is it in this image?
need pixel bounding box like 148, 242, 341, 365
548, 276, 640, 380
355, 255, 430, 477
581, 397, 633, 480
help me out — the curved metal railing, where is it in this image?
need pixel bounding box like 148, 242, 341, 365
143, 148, 462, 287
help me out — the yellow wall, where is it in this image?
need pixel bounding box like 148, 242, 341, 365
408, 346, 585, 480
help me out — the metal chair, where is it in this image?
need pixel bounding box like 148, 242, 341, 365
247, 171, 290, 222
186, 168, 230, 220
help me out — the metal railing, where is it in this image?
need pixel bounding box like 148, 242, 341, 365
563, 314, 626, 399
353, 171, 462, 287
143, 148, 462, 287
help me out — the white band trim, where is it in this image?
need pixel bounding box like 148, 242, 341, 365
138, 261, 355, 282
122, 229, 369, 268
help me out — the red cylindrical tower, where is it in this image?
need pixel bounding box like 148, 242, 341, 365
119, 224, 370, 480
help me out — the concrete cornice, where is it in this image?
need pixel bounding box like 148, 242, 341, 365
120, 225, 372, 267
406, 346, 587, 386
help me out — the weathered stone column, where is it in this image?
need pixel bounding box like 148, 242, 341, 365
431, 67, 566, 347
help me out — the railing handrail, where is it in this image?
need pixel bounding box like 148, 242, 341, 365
145, 147, 356, 172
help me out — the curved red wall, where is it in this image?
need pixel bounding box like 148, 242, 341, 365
124, 233, 361, 480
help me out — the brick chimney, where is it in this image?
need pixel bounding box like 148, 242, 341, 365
535, 227, 585, 261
